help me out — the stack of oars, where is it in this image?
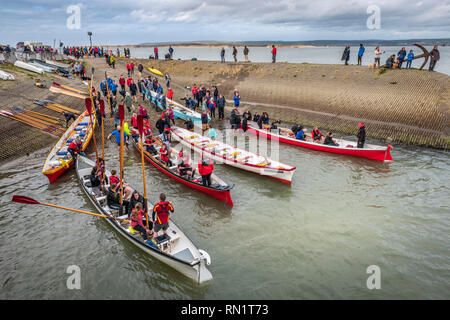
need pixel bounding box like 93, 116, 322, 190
12, 107, 65, 127
49, 85, 89, 100
0, 109, 65, 136
34, 100, 81, 115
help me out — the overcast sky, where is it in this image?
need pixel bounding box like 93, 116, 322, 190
1, 0, 449, 46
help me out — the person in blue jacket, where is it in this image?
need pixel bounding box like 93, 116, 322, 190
397, 47, 407, 69
233, 90, 240, 107
295, 127, 307, 140
406, 50, 414, 69
357, 44, 365, 66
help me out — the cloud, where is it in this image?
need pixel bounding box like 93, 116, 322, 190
0, 0, 449, 45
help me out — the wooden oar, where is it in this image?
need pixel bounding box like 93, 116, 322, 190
119, 104, 125, 205
0, 111, 61, 135
12, 195, 109, 219
85, 96, 103, 193
52, 81, 89, 95
49, 86, 89, 99
137, 115, 149, 228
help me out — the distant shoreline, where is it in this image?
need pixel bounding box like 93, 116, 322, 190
101, 44, 326, 49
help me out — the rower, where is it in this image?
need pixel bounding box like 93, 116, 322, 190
109, 170, 120, 185
177, 150, 195, 178
296, 127, 307, 140
128, 190, 145, 217
158, 127, 172, 151
312, 126, 325, 143
324, 132, 339, 146
159, 143, 172, 167
89, 166, 102, 196
198, 155, 214, 187
68, 137, 84, 160
130, 206, 152, 241
107, 125, 129, 152
357, 122, 366, 148
152, 193, 174, 237
206, 125, 217, 140
144, 135, 158, 155
106, 183, 123, 216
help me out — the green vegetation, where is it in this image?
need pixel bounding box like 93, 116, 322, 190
378, 68, 387, 75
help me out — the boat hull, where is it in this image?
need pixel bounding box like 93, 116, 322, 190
132, 141, 233, 206
42, 111, 96, 183
171, 129, 295, 184
76, 156, 213, 284
14, 60, 44, 74
247, 126, 393, 162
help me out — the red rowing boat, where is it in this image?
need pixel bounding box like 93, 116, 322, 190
131, 138, 234, 206
247, 125, 393, 162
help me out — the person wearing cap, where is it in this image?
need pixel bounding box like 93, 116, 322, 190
295, 127, 307, 140
357, 122, 366, 148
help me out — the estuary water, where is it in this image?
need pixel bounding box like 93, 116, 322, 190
127, 46, 450, 76
0, 116, 449, 299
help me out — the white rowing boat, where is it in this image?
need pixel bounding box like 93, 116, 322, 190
76, 156, 213, 284
0, 70, 15, 80
171, 126, 296, 184
14, 60, 45, 74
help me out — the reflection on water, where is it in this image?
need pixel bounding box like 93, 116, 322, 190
0, 121, 449, 299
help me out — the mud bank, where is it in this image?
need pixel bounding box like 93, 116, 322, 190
137, 59, 450, 149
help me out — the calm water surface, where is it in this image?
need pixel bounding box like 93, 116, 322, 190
0, 116, 449, 299
127, 46, 450, 75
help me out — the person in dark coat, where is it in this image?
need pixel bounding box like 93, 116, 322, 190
357, 122, 366, 148
217, 94, 226, 119
429, 45, 440, 72
341, 45, 350, 65
127, 190, 145, 217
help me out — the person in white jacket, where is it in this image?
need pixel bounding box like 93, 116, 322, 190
374, 46, 385, 69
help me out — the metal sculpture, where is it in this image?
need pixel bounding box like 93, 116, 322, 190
412, 43, 430, 70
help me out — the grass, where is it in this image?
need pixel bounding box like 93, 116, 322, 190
378, 68, 387, 75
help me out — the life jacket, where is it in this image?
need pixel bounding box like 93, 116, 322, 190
160, 147, 169, 162
153, 201, 173, 225
312, 129, 322, 140
69, 141, 82, 153
109, 175, 120, 185
198, 157, 213, 176
131, 116, 138, 128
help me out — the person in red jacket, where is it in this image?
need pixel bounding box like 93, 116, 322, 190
119, 75, 126, 91
154, 47, 159, 60
271, 45, 277, 63
167, 87, 173, 100
68, 137, 84, 160
126, 63, 131, 77
311, 126, 324, 143
131, 113, 138, 128
152, 193, 174, 236
198, 155, 214, 186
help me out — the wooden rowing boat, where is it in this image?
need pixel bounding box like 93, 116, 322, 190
131, 136, 234, 206
42, 110, 96, 183
171, 126, 296, 184
76, 155, 213, 284
146, 90, 208, 123
247, 124, 393, 162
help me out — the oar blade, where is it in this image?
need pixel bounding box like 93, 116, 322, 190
119, 104, 124, 122
12, 195, 40, 205
99, 99, 105, 117
85, 98, 92, 115
137, 114, 144, 137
